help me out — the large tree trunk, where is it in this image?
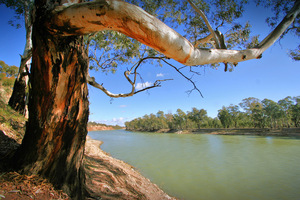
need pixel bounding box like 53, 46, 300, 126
13, 1, 89, 199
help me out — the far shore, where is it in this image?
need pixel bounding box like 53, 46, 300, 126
87, 125, 115, 132
87, 125, 125, 132
126, 128, 300, 137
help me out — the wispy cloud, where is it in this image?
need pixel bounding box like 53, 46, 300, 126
156, 73, 164, 77
136, 82, 152, 90
119, 105, 127, 108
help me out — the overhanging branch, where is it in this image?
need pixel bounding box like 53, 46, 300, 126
50, 0, 299, 67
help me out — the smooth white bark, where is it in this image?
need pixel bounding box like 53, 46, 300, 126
50, 0, 300, 66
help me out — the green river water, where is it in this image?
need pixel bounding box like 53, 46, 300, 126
88, 130, 300, 200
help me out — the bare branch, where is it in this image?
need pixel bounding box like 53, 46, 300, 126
134, 79, 174, 95
189, 66, 202, 76
87, 75, 135, 98
161, 59, 204, 98
88, 54, 207, 98
87, 56, 172, 98
186, 0, 221, 49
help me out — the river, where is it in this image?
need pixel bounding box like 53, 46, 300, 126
88, 129, 300, 200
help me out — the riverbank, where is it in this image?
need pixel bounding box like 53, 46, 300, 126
0, 100, 173, 199
194, 128, 300, 136
128, 128, 300, 137
0, 132, 173, 199
87, 125, 115, 131
87, 122, 124, 132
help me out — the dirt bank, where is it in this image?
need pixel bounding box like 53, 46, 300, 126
87, 125, 115, 132
84, 136, 174, 200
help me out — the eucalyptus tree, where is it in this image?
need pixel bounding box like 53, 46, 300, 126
8, 0, 300, 199
218, 106, 232, 128
156, 110, 169, 129
238, 112, 252, 128
165, 112, 175, 129
251, 104, 266, 128
262, 98, 282, 128
0, 0, 33, 114
291, 96, 300, 127
227, 104, 241, 128
207, 117, 222, 128
188, 107, 207, 129
278, 96, 294, 127
173, 109, 186, 129
239, 97, 261, 113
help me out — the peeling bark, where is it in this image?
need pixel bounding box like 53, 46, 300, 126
13, 1, 89, 199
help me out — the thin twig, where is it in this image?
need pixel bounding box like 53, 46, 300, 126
161, 59, 204, 97
88, 56, 171, 98
134, 79, 173, 95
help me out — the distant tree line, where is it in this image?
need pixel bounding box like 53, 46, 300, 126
125, 96, 300, 131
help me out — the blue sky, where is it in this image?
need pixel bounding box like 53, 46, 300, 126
0, 2, 299, 126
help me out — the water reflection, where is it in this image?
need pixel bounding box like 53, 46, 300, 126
89, 130, 300, 200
